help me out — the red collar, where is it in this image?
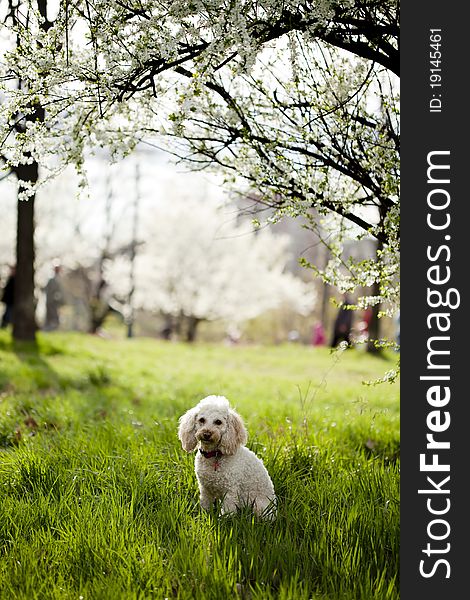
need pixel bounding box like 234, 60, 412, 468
199, 449, 223, 459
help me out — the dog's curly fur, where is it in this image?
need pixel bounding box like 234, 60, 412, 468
178, 395, 276, 519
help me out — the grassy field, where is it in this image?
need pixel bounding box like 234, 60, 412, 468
0, 332, 399, 600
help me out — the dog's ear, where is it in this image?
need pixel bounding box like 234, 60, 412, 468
220, 409, 247, 455
178, 408, 198, 452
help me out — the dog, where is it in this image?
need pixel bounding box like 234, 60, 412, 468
178, 395, 276, 519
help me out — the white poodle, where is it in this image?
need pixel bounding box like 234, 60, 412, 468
178, 395, 276, 519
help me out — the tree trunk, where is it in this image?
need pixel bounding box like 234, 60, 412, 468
186, 316, 201, 343
366, 279, 381, 354
12, 162, 38, 342
366, 239, 383, 354
9, 1, 52, 343
89, 283, 110, 334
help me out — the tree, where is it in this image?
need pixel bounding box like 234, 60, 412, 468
0, 0, 55, 342
160, 40, 399, 352
0, 1, 398, 171
0, 0, 399, 346
164, 40, 399, 291
105, 197, 316, 341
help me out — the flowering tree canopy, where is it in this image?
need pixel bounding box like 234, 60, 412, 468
0, 1, 398, 168
0, 0, 399, 340
162, 40, 399, 311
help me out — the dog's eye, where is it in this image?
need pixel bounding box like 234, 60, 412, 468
198, 417, 206, 424
214, 419, 222, 426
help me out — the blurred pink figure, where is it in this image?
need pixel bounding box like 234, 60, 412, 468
311, 322, 326, 346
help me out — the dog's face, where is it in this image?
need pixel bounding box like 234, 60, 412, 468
178, 395, 247, 455
193, 404, 228, 449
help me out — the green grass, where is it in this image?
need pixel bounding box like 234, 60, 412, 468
0, 332, 399, 599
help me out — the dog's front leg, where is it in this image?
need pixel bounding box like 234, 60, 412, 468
220, 494, 238, 516
199, 485, 216, 510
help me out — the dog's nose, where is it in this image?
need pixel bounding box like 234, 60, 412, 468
203, 432, 212, 440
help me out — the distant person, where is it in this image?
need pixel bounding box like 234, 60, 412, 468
44, 262, 65, 331
356, 306, 373, 343
1, 265, 16, 328
225, 324, 241, 345
330, 293, 353, 348
288, 329, 300, 343
363, 307, 373, 336
160, 320, 173, 340
311, 321, 326, 346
